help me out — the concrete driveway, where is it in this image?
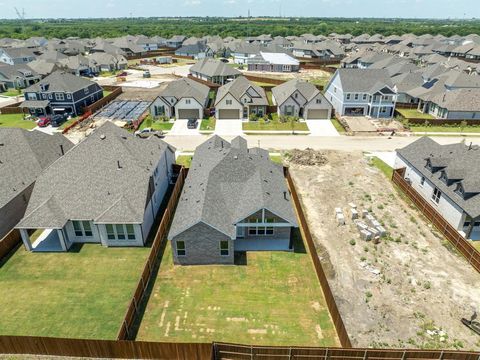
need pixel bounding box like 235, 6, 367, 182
169, 119, 200, 135
33, 125, 59, 135
306, 120, 339, 136
215, 119, 243, 136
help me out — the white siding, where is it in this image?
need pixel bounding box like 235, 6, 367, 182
216, 93, 243, 117
175, 97, 203, 119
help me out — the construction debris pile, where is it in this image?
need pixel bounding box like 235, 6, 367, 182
285, 148, 328, 166
335, 203, 386, 243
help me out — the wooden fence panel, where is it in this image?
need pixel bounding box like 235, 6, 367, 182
392, 168, 480, 274
0, 229, 22, 262
284, 168, 352, 348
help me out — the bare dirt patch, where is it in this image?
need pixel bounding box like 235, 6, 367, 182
290, 150, 480, 350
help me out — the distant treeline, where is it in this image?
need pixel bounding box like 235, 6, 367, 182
1, 17, 480, 39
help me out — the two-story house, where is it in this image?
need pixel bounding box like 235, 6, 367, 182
395, 137, 480, 241
189, 58, 241, 85
0, 64, 41, 89
272, 79, 333, 120
0, 47, 37, 65
325, 68, 397, 118
21, 71, 103, 116
16, 122, 176, 252
168, 136, 298, 265
214, 76, 268, 120
149, 78, 210, 120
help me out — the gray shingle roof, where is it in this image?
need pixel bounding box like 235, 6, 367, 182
272, 78, 320, 106
215, 76, 268, 107
169, 136, 298, 239
190, 58, 241, 78
159, 77, 210, 105
397, 137, 480, 218
0, 129, 73, 209
16, 122, 175, 229
335, 68, 395, 93
25, 71, 101, 93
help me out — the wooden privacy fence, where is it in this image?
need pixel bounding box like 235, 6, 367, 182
84, 86, 122, 114
392, 168, 480, 273
0, 336, 212, 360
117, 167, 187, 340
213, 343, 480, 360
62, 110, 92, 134
244, 74, 286, 85
0, 229, 22, 262
284, 167, 352, 348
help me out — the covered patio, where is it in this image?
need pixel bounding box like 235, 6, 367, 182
19, 100, 51, 116
19, 228, 68, 252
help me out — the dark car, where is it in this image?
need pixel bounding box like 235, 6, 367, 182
187, 118, 198, 129
51, 114, 67, 127
37, 116, 51, 127
219, 58, 229, 63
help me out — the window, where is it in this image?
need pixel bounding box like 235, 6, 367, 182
316, 99, 321, 104
176, 240, 186, 256
334, 87, 337, 93
66, 93, 72, 99
84, 88, 89, 95
83, 221, 93, 236
185, 99, 191, 104
354, 94, 359, 100
432, 187, 442, 204
72, 220, 93, 237
73, 221, 83, 236
106, 224, 115, 240
266, 218, 274, 235
295, 93, 298, 98
363, 94, 367, 100
226, 99, 232, 105
420, 177, 425, 187
346, 93, 351, 100
48, 94, 52, 100
248, 218, 274, 236
42, 94, 47, 99
55, 93, 65, 101
220, 240, 229, 256
126, 224, 135, 240
116, 224, 125, 239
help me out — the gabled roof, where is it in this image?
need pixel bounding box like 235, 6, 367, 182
272, 78, 321, 106
158, 77, 210, 105
25, 71, 100, 93
16, 122, 175, 229
397, 137, 480, 218
0, 129, 73, 209
190, 58, 241, 78
249, 52, 299, 66
215, 76, 268, 107
333, 68, 395, 93
168, 136, 298, 240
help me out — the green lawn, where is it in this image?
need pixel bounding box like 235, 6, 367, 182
471, 241, 480, 252
243, 114, 309, 132
0, 244, 149, 339
58, 117, 79, 130
330, 118, 346, 133
269, 154, 283, 164
266, 90, 273, 106
137, 232, 339, 346
0, 114, 37, 130
306, 76, 331, 89
200, 117, 216, 131
409, 125, 480, 133
176, 155, 193, 168
1, 89, 22, 97
140, 116, 173, 131
396, 108, 434, 120
369, 156, 394, 179
103, 90, 112, 97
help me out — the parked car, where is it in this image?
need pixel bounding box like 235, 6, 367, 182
219, 58, 229, 63
143, 70, 151, 78
37, 117, 51, 127
50, 114, 67, 127
134, 127, 164, 138
116, 71, 128, 77
187, 118, 198, 129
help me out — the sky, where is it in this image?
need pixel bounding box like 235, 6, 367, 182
0, 0, 478, 19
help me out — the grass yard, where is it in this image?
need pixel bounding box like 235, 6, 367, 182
330, 118, 346, 133
103, 90, 112, 97
471, 241, 480, 252
396, 108, 434, 120
0, 89, 22, 97
58, 117, 79, 130
0, 244, 149, 339
269, 154, 283, 164
409, 125, 480, 133
137, 232, 339, 346
243, 114, 309, 132
369, 156, 394, 179
176, 155, 193, 168
140, 116, 173, 131
0, 114, 37, 130
200, 117, 216, 131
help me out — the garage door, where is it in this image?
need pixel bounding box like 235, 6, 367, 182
178, 109, 200, 119
218, 109, 241, 120
306, 109, 329, 119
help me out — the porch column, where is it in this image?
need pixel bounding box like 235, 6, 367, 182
465, 215, 479, 240
19, 229, 32, 251
57, 229, 68, 251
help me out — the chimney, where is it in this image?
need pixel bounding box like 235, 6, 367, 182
60, 144, 64, 155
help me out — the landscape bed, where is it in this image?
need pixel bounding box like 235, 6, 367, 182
289, 150, 480, 350
0, 244, 149, 339
137, 232, 339, 347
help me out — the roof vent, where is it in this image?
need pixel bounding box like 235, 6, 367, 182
117, 160, 122, 170
121, 135, 127, 140
234, 155, 238, 160
283, 191, 288, 200
100, 134, 106, 140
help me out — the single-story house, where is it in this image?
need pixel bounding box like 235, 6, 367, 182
272, 79, 332, 120
168, 136, 299, 265
189, 58, 241, 85
16, 122, 176, 252
417, 88, 480, 120
175, 43, 213, 60
0, 129, 73, 240
247, 52, 300, 73
149, 77, 210, 120
214, 76, 268, 119
395, 137, 480, 240
325, 68, 397, 118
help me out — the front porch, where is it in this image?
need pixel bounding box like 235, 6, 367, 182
19, 228, 69, 252
234, 237, 292, 251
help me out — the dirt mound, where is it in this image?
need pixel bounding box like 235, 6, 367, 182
286, 148, 328, 166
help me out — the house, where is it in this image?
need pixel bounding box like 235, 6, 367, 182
21, 71, 103, 116
0, 64, 41, 89
174, 43, 213, 60
272, 79, 332, 120
168, 136, 298, 265
417, 88, 480, 120
247, 52, 300, 73
395, 137, 480, 240
166, 35, 187, 48
0, 129, 73, 240
57, 55, 92, 76
214, 76, 268, 119
149, 78, 210, 120
27, 59, 61, 77
189, 58, 241, 85
291, 41, 345, 60
325, 68, 397, 118
0, 47, 37, 65
16, 122, 175, 252
231, 44, 288, 65
88, 52, 128, 72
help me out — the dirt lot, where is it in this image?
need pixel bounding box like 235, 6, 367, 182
289, 150, 480, 350
243, 69, 332, 87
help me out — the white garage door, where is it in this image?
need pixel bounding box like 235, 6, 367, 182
218, 109, 241, 120
178, 109, 200, 119
306, 109, 330, 120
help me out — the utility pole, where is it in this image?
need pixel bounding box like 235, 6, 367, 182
14, 7, 26, 34
247, 9, 251, 38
